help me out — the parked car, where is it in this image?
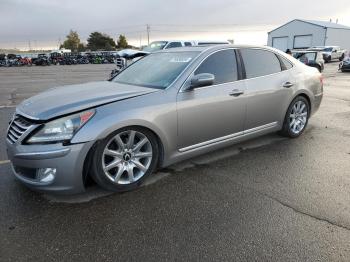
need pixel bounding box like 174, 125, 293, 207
310, 46, 345, 63
50, 52, 64, 65
112, 41, 193, 76
7, 54, 20, 67
19, 56, 32, 66
142, 40, 230, 52
6, 45, 323, 194
0, 53, 6, 66
339, 51, 350, 72
32, 54, 50, 66
292, 50, 324, 72
110, 49, 149, 78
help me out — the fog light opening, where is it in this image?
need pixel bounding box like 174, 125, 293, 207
36, 168, 56, 183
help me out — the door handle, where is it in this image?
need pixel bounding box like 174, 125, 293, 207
283, 82, 294, 88
229, 89, 244, 97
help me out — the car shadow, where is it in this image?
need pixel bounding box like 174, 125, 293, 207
42, 132, 289, 204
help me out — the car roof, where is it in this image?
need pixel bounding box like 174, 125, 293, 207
156, 44, 273, 53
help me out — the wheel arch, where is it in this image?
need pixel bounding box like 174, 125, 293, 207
295, 92, 312, 114
281, 91, 312, 126
290, 90, 312, 112
82, 124, 166, 187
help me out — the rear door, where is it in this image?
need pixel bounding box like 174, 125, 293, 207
176, 49, 246, 150
239, 48, 294, 130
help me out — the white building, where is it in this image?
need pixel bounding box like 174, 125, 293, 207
268, 19, 350, 51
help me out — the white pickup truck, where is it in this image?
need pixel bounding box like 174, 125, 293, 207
310, 46, 345, 63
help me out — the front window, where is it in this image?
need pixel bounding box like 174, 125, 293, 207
112, 51, 199, 89
142, 41, 168, 52
323, 47, 333, 52
194, 49, 238, 85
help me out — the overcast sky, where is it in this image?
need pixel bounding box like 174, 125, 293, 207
1, 0, 350, 50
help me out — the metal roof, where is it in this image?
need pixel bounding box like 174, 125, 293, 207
302, 20, 350, 30
269, 19, 350, 33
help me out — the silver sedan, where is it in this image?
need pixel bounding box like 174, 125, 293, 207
6, 45, 323, 194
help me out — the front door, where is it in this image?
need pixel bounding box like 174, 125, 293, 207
176, 49, 246, 151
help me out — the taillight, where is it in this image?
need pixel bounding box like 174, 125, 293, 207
320, 75, 324, 85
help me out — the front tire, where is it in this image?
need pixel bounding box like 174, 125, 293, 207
91, 127, 159, 192
280, 96, 310, 138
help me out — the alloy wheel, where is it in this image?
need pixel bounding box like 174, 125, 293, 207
289, 100, 308, 135
102, 130, 153, 185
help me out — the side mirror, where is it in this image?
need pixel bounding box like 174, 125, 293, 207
190, 73, 215, 89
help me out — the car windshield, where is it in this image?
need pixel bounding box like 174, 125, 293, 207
112, 51, 199, 89
142, 41, 168, 52
323, 48, 333, 52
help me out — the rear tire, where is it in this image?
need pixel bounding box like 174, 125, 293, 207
91, 127, 159, 192
279, 96, 310, 138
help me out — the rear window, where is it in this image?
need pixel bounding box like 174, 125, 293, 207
240, 49, 282, 78
279, 56, 293, 70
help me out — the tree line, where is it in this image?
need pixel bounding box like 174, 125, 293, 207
60, 30, 130, 52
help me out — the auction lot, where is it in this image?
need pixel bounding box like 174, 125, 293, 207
0, 63, 350, 261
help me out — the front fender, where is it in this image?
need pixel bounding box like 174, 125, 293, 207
70, 101, 177, 162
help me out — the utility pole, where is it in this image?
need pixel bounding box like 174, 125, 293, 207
146, 24, 150, 45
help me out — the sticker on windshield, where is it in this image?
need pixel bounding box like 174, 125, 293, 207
169, 57, 192, 63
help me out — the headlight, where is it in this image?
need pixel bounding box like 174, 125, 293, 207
27, 109, 95, 144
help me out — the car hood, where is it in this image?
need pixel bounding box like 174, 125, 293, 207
117, 49, 149, 59
17, 81, 159, 120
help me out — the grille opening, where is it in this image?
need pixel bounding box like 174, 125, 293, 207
7, 114, 34, 144
115, 57, 126, 69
